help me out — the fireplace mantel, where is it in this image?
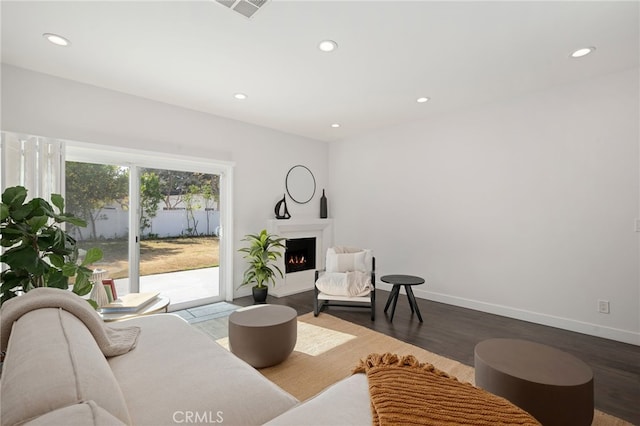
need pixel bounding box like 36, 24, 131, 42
267, 218, 333, 234
267, 218, 333, 297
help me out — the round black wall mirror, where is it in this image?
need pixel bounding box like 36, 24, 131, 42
286, 165, 316, 204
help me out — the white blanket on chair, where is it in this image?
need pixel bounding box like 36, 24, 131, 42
316, 271, 371, 297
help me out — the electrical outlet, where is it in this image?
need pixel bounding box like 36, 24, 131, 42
598, 300, 610, 314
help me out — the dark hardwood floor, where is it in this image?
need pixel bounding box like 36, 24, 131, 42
235, 289, 640, 424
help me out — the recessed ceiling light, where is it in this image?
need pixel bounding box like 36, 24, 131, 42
318, 40, 338, 52
417, 97, 430, 103
331, 123, 340, 128
570, 47, 595, 58
234, 93, 248, 100
43, 33, 71, 47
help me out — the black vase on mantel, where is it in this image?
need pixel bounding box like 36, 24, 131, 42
320, 189, 328, 219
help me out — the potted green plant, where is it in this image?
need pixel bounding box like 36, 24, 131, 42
0, 186, 103, 307
238, 229, 286, 303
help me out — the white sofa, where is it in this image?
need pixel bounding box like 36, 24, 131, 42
0, 289, 539, 426
0, 298, 371, 426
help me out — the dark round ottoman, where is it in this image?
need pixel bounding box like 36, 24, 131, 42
474, 338, 594, 426
228, 304, 297, 368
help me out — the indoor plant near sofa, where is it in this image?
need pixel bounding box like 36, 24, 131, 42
0, 186, 103, 306
239, 229, 286, 303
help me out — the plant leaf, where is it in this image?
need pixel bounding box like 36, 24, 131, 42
46, 269, 69, 289
53, 214, 87, 227
62, 262, 78, 277
48, 253, 66, 268
0, 271, 27, 294
45, 228, 64, 252
72, 269, 93, 296
10, 201, 36, 222
50, 193, 64, 213
1, 186, 27, 208
27, 215, 49, 232
0, 227, 27, 246
1, 245, 39, 272
0, 203, 9, 222
81, 247, 103, 266
31, 198, 54, 218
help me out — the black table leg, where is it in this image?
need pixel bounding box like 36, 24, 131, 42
389, 289, 400, 322
405, 285, 415, 313
405, 285, 423, 322
384, 285, 400, 312
384, 285, 401, 322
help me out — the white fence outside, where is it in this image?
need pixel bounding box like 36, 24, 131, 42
70, 208, 220, 241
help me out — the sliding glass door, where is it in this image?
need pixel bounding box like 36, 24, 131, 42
63, 142, 233, 310
2, 132, 234, 310
65, 161, 130, 298
137, 167, 221, 304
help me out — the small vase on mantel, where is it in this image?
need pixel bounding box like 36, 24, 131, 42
320, 189, 328, 219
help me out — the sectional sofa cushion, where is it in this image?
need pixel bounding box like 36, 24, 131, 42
23, 401, 126, 426
107, 314, 299, 425
0, 308, 131, 426
264, 374, 372, 426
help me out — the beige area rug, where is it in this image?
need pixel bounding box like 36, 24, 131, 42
214, 312, 630, 426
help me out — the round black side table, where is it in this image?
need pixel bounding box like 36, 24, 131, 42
381, 274, 425, 322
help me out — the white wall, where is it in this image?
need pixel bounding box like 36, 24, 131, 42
4, 64, 638, 344
1, 64, 329, 299
329, 68, 640, 345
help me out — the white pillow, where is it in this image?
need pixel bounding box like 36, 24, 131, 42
326, 250, 367, 273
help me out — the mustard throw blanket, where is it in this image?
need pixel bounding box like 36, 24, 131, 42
1, 287, 140, 357
353, 353, 540, 426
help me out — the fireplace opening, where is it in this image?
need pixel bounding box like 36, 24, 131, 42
285, 237, 316, 274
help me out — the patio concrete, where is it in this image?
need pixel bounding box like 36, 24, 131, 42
111, 267, 221, 309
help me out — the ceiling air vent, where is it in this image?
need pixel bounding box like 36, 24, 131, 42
215, 0, 269, 19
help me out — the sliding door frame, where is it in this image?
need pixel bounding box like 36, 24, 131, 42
128, 166, 140, 292
65, 140, 235, 305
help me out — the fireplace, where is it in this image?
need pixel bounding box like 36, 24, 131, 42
285, 237, 316, 274
267, 218, 333, 297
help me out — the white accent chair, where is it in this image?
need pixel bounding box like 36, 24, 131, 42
313, 247, 375, 320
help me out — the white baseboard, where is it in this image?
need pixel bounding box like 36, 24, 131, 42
270, 285, 312, 298
376, 283, 640, 346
